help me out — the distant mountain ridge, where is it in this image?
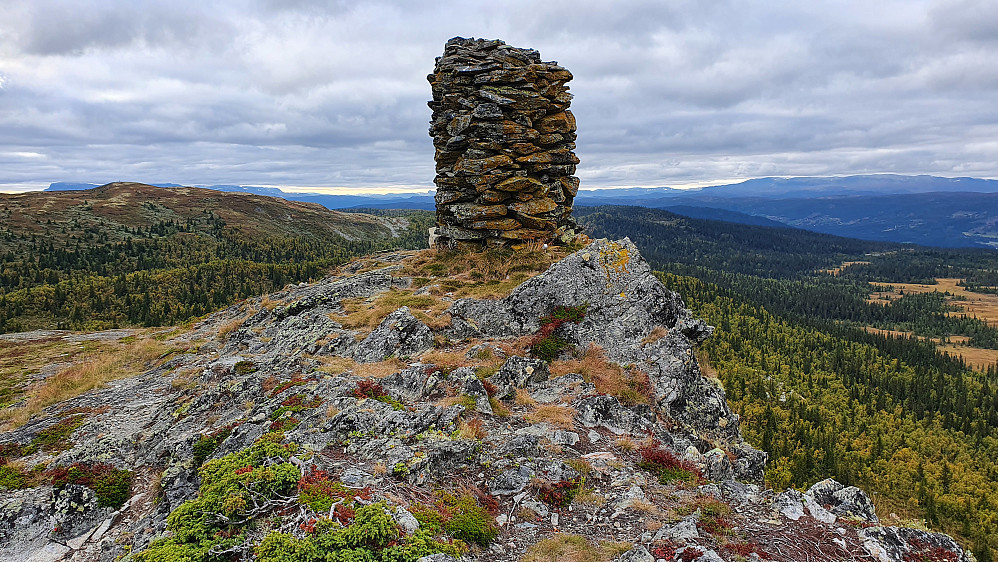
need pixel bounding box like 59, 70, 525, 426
42, 175, 998, 248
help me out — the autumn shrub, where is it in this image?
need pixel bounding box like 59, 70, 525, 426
0, 442, 24, 464
269, 376, 313, 397
256, 502, 463, 562
530, 304, 587, 361
192, 423, 239, 466
46, 462, 133, 508
638, 445, 700, 484
0, 464, 29, 489
903, 539, 961, 562
537, 479, 581, 509
268, 417, 300, 432
297, 468, 371, 514
410, 489, 499, 548
136, 435, 300, 561
353, 379, 404, 410
30, 414, 87, 452
233, 360, 257, 375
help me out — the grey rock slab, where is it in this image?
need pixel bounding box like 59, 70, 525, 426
859, 526, 973, 562
490, 465, 534, 495
702, 448, 734, 482
488, 355, 548, 400
613, 545, 655, 562
354, 307, 433, 363
692, 550, 725, 562
803, 492, 837, 524
772, 488, 806, 521
807, 478, 879, 523
393, 506, 420, 536
653, 516, 700, 542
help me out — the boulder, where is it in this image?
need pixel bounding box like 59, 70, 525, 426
807, 478, 878, 523
353, 306, 433, 363
859, 526, 973, 562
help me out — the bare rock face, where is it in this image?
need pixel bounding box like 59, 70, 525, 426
428, 37, 580, 248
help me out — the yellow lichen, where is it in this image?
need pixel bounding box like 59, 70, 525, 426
597, 242, 630, 287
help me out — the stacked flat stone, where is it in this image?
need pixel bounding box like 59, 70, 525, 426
428, 37, 580, 248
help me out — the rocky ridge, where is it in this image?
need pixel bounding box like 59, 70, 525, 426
428, 37, 580, 248
0, 239, 974, 561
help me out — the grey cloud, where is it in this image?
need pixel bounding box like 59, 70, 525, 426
1, 0, 997, 192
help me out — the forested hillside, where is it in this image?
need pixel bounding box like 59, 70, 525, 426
576, 205, 998, 559
0, 183, 434, 332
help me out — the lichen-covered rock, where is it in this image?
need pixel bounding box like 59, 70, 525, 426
807, 478, 879, 523
0, 486, 62, 562
859, 526, 974, 562
488, 355, 548, 399
613, 545, 654, 562
447, 238, 755, 471
353, 306, 433, 363
428, 37, 580, 248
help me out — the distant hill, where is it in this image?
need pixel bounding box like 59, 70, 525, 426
0, 182, 433, 332
44, 182, 438, 211
657, 192, 998, 249
22, 182, 402, 242
39, 175, 998, 248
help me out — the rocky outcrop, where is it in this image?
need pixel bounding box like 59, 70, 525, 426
353, 306, 433, 363
0, 242, 977, 562
860, 526, 975, 562
447, 238, 741, 450
428, 37, 580, 248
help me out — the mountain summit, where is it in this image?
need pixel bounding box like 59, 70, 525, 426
0, 240, 973, 561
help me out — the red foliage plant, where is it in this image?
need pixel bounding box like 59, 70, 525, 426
470, 485, 500, 515
353, 380, 387, 399
638, 445, 701, 484
903, 539, 960, 562
536, 479, 580, 509
680, 547, 704, 562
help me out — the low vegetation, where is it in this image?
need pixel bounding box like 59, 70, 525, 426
521, 534, 631, 562
0, 334, 178, 429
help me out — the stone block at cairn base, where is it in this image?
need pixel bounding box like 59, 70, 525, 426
428, 37, 580, 248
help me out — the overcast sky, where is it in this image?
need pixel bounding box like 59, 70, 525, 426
1, 0, 997, 193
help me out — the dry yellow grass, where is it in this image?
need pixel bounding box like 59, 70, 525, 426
696, 350, 718, 380
2, 336, 177, 429
217, 315, 249, 340
260, 296, 282, 311
629, 498, 659, 515
332, 289, 452, 334
353, 358, 406, 379
316, 355, 357, 376
526, 404, 576, 429
419, 348, 472, 372
521, 534, 631, 562
550, 345, 653, 405
400, 243, 577, 303
457, 417, 487, 440
935, 344, 998, 371
615, 435, 637, 451
514, 388, 537, 406
641, 326, 669, 345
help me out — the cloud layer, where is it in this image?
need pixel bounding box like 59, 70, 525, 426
2, 0, 997, 191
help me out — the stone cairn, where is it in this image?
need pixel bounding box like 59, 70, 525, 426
427, 37, 581, 248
